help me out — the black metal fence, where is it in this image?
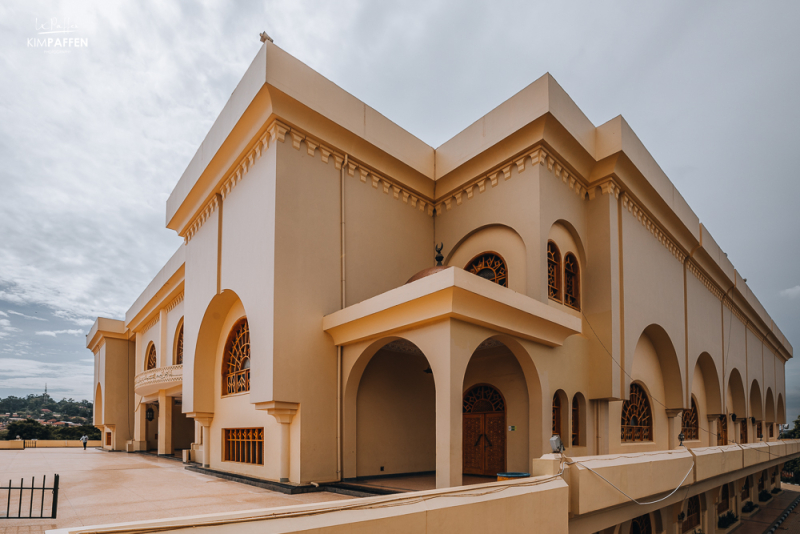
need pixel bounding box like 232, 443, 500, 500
1, 475, 59, 519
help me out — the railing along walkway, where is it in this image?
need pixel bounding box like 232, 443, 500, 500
1, 474, 59, 519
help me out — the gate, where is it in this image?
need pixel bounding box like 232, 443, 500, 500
1, 475, 59, 519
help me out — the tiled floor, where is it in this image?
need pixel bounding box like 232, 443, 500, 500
0, 448, 352, 533
735, 484, 800, 534
345, 473, 494, 492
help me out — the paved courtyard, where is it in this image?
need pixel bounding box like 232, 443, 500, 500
0, 448, 352, 533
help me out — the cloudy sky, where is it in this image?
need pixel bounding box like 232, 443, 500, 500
0, 1, 798, 419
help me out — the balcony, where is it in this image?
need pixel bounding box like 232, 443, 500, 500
134, 364, 183, 397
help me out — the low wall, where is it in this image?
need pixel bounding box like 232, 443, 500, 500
47, 476, 569, 534
0, 440, 103, 449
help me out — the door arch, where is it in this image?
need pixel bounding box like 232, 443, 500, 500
463, 384, 506, 476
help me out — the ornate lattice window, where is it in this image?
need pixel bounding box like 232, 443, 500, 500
547, 242, 561, 301
631, 514, 652, 534
717, 484, 730, 515
769, 423, 774, 438
572, 395, 580, 446
463, 384, 505, 413
223, 319, 250, 395
741, 477, 750, 501
552, 394, 561, 437
564, 253, 580, 310
465, 252, 507, 287
621, 383, 653, 442
757, 422, 763, 439
740, 420, 748, 444
682, 496, 700, 532
223, 428, 263, 464
175, 324, 184, 365
145, 344, 157, 371
718, 415, 728, 445
682, 399, 699, 441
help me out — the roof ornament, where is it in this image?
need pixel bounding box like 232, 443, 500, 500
259, 31, 273, 43
435, 243, 444, 266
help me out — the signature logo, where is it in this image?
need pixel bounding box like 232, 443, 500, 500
27, 17, 88, 51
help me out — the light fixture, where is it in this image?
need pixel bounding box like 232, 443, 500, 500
750, 417, 756, 425
549, 435, 564, 453
146, 407, 154, 421
731, 413, 737, 422
679, 432, 685, 447
423, 366, 432, 374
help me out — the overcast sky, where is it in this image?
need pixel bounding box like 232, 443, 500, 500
0, 1, 798, 422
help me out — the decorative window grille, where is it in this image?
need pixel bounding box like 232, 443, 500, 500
463, 385, 505, 413
740, 421, 748, 444
621, 383, 653, 442
757, 422, 763, 439
717, 484, 730, 515
682, 496, 700, 532
631, 514, 652, 534
552, 394, 561, 437
682, 399, 699, 441
741, 477, 750, 501
223, 319, 250, 395
572, 396, 580, 446
718, 415, 728, 445
465, 252, 508, 287
769, 423, 774, 438
105, 433, 111, 446
146, 344, 157, 371
176, 324, 184, 365
758, 471, 766, 492
223, 428, 264, 465
564, 253, 580, 310
547, 242, 561, 301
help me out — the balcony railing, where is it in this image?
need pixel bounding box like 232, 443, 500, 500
134, 364, 183, 397
225, 368, 249, 395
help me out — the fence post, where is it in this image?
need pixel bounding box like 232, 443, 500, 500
50, 474, 59, 519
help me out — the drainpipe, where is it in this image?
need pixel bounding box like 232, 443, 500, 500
337, 153, 348, 481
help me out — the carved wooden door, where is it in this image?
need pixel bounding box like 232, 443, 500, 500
463, 384, 506, 476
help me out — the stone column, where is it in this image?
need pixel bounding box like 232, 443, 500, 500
666, 409, 684, 449
257, 401, 299, 483
202, 423, 211, 467
158, 391, 173, 455
187, 413, 213, 467
132, 400, 148, 451
706, 414, 721, 447
435, 360, 463, 489
595, 400, 610, 455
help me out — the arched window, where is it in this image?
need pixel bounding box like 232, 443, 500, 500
682, 496, 700, 532
223, 318, 250, 395
682, 398, 699, 441
145, 343, 157, 371
717, 484, 730, 514
757, 422, 763, 439
740, 420, 748, 444
758, 471, 766, 492
621, 383, 653, 442
572, 395, 580, 446
769, 423, 774, 438
631, 514, 652, 534
465, 252, 508, 287
552, 394, 561, 437
547, 242, 561, 301
741, 477, 750, 501
564, 253, 580, 310
718, 415, 728, 445
175, 323, 184, 365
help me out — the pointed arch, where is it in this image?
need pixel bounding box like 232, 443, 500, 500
749, 380, 763, 421
682, 397, 699, 441
174, 318, 184, 365
635, 324, 684, 409
694, 352, 722, 414
765, 388, 775, 423
145, 342, 157, 371
778, 393, 786, 424
727, 368, 746, 419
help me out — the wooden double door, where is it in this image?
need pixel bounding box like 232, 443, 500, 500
463, 384, 506, 476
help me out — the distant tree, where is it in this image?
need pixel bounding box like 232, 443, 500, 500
5, 419, 53, 440
52, 425, 100, 440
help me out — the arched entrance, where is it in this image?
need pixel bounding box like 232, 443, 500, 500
463, 384, 506, 476
630, 514, 652, 534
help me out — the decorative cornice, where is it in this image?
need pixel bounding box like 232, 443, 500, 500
165, 292, 184, 313
723, 296, 748, 325
434, 145, 588, 215
686, 261, 725, 301
143, 315, 159, 333
621, 193, 687, 263
184, 195, 219, 243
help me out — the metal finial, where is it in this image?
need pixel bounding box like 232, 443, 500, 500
435, 243, 444, 266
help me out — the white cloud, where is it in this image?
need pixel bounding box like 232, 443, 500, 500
0, 358, 93, 400
0, 311, 7, 317
780, 286, 800, 299
35, 329, 85, 337
7, 310, 47, 321
0, 318, 21, 333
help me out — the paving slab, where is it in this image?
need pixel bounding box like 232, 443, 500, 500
0, 448, 352, 533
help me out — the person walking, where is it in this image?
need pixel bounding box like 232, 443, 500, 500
80, 434, 88, 450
